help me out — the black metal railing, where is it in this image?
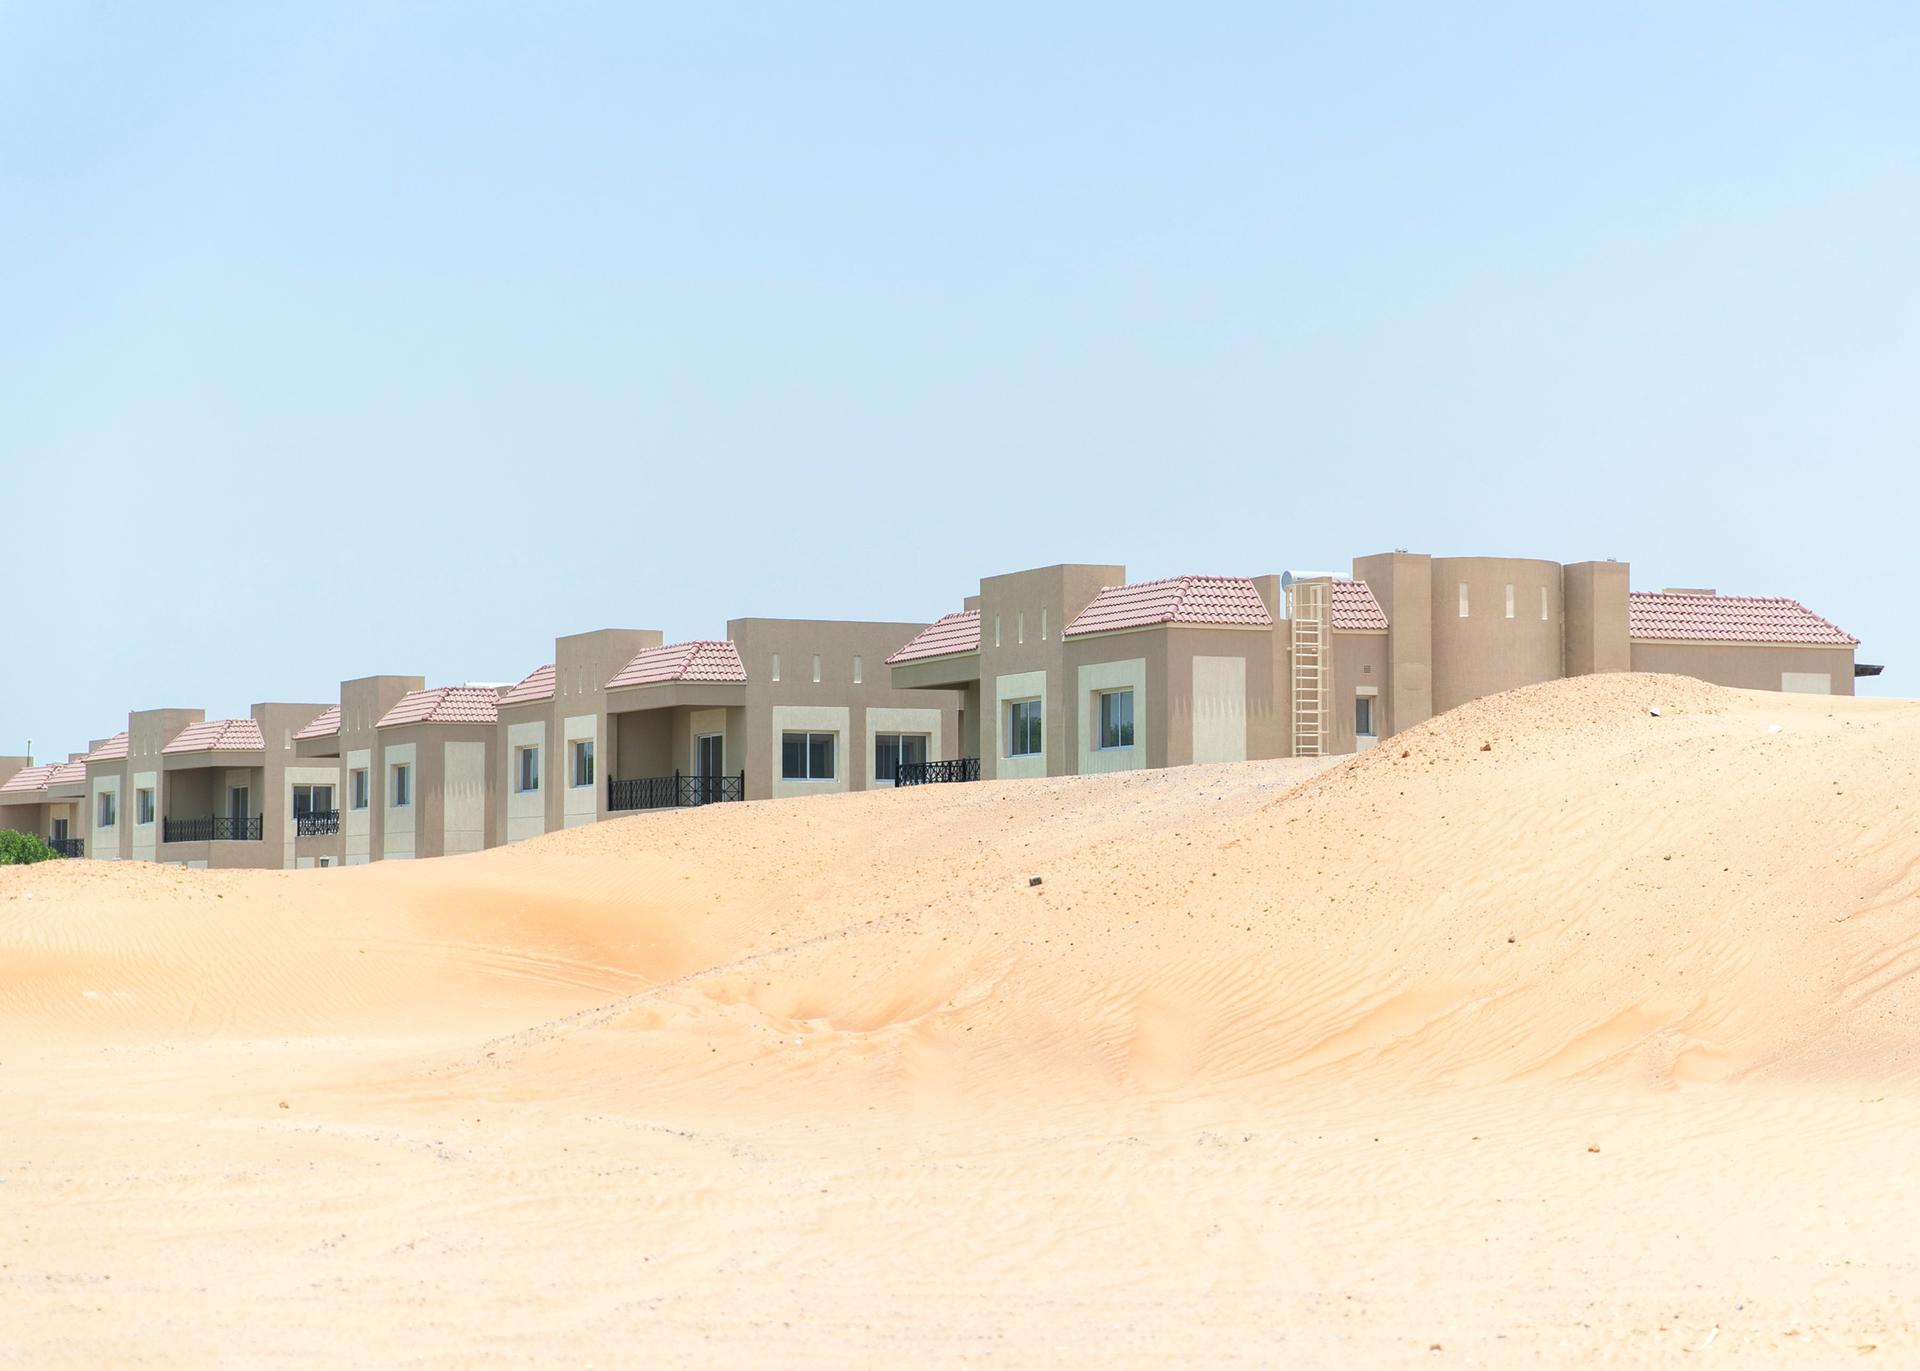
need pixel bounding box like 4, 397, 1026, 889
896, 758, 981, 786
608, 771, 746, 812
48, 837, 84, 858
162, 815, 264, 842
295, 810, 340, 837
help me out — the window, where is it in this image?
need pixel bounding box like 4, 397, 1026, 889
516, 745, 540, 793
1007, 699, 1042, 757
1458, 583, 1470, 617
350, 768, 369, 811
292, 784, 334, 817
812, 653, 821, 684
98, 792, 116, 827
136, 788, 155, 825
1097, 689, 1134, 750
994, 615, 1002, 648
571, 739, 594, 788
1541, 586, 1550, 621
875, 732, 929, 782
392, 763, 412, 807
771, 653, 781, 682
1505, 584, 1515, 619
1355, 696, 1376, 738
1018, 611, 1025, 645
781, 731, 836, 781
1041, 609, 1049, 641
852, 655, 863, 685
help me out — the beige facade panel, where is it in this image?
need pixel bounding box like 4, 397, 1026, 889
505, 718, 547, 844
443, 741, 488, 855
1075, 656, 1148, 774
1189, 655, 1247, 765
1628, 642, 1855, 697
991, 669, 1049, 781
769, 704, 852, 798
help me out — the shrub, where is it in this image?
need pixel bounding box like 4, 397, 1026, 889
0, 829, 60, 865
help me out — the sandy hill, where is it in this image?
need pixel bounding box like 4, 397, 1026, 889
6, 673, 1919, 1366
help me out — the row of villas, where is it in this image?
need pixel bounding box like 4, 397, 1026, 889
1, 550, 1869, 869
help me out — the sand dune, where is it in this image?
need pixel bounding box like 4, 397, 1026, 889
6, 674, 1919, 1365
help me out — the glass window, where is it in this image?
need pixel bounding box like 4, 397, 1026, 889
812, 654, 821, 684
136, 788, 155, 825
350, 769, 369, 810
875, 732, 930, 782
1008, 699, 1042, 757
572, 740, 594, 788
852, 655, 863, 685
771, 653, 781, 682
292, 784, 334, 817
1356, 696, 1376, 737
517, 745, 540, 793
781, 731, 836, 780
1097, 690, 1134, 749
99, 792, 116, 827
392, 763, 411, 807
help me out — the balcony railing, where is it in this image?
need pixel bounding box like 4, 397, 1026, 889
49, 837, 84, 859
295, 810, 341, 837
608, 771, 746, 812
162, 815, 264, 842
896, 758, 981, 786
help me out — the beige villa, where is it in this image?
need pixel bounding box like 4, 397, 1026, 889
885, 553, 1863, 779
4, 550, 1867, 866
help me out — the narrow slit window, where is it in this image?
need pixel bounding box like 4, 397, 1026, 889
1458, 583, 1470, 618
1505, 584, 1515, 619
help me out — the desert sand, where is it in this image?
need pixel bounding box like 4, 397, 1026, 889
5, 673, 1919, 1366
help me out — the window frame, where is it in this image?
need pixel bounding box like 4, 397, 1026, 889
1355, 695, 1376, 739
780, 730, 837, 782
874, 731, 930, 783
350, 768, 369, 811
391, 763, 412, 808
515, 744, 541, 794
1096, 689, 1135, 751
99, 791, 117, 828
292, 783, 335, 818
571, 739, 594, 789
136, 787, 155, 826
1006, 698, 1043, 758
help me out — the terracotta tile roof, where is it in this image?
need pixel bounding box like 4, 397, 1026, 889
1332, 579, 1389, 631
606, 640, 747, 690
376, 685, 502, 728
47, 760, 86, 788
1064, 576, 1274, 638
1628, 592, 1858, 646
500, 663, 556, 706
0, 763, 59, 795
293, 704, 341, 740
885, 610, 982, 665
84, 732, 129, 763
162, 717, 267, 754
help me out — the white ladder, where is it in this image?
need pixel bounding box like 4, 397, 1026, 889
1289, 579, 1328, 757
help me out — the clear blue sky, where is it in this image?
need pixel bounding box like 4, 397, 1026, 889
4, 3, 1915, 758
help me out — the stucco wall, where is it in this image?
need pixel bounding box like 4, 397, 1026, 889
1629, 642, 1855, 696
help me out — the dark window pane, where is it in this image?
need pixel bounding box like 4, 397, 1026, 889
876, 735, 899, 782
810, 733, 835, 780
782, 733, 807, 780
902, 734, 928, 767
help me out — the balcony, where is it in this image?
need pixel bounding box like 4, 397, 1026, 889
296, 810, 341, 837
608, 771, 745, 812
896, 758, 981, 786
49, 837, 84, 859
162, 815, 264, 842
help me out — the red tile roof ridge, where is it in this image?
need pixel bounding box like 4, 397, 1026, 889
606, 640, 747, 690
376, 685, 503, 728
1628, 591, 1858, 646
500, 663, 558, 706
162, 717, 267, 754
83, 732, 129, 763
885, 610, 983, 665
1064, 575, 1273, 637
293, 704, 342, 740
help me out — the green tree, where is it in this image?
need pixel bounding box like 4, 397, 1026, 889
0, 830, 61, 864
